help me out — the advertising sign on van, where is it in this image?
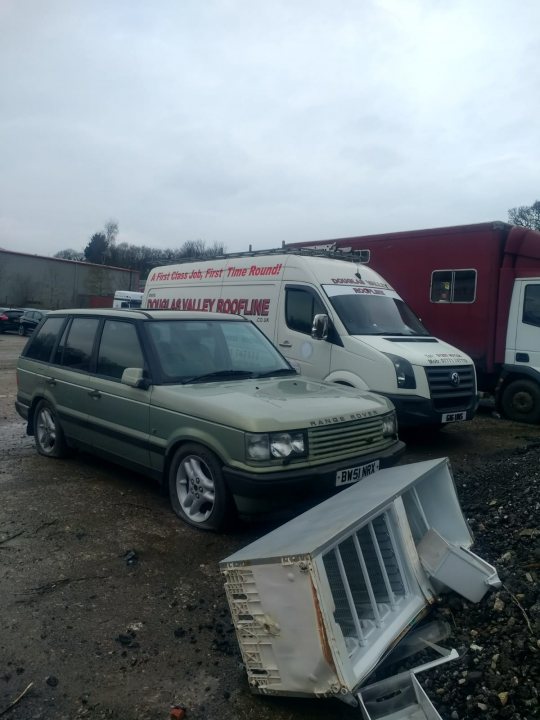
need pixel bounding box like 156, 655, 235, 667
148, 262, 284, 283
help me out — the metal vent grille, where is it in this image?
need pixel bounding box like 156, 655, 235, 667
308, 416, 392, 462
322, 511, 409, 652
424, 365, 476, 411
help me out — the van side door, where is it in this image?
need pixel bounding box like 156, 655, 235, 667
277, 285, 334, 379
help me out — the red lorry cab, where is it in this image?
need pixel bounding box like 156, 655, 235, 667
288, 222, 540, 423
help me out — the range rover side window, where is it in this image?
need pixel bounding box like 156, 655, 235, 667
59, 318, 100, 371
286, 288, 326, 335
97, 320, 145, 379
25, 317, 65, 362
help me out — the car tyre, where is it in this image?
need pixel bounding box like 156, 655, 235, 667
18, 325, 26, 336
34, 400, 68, 458
501, 379, 540, 424
168, 443, 234, 531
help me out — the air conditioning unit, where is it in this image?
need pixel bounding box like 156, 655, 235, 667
220, 458, 499, 711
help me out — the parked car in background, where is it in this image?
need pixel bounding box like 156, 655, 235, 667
0, 308, 24, 333
18, 309, 50, 336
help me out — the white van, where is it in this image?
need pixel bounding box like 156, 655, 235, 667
113, 290, 143, 309
143, 253, 478, 427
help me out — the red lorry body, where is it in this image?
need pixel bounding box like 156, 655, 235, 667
288, 222, 540, 390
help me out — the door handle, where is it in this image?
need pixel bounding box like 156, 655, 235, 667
46, 377, 56, 386
88, 389, 101, 399
278, 341, 292, 348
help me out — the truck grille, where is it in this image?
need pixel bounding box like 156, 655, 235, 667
308, 416, 392, 462
424, 365, 476, 411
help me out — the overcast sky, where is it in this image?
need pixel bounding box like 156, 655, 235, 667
1, 0, 539, 257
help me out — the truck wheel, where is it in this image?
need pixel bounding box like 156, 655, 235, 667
34, 400, 68, 457
501, 379, 540, 424
168, 443, 235, 531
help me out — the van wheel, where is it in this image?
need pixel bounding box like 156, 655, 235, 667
501, 379, 540, 424
34, 400, 68, 457
168, 444, 234, 531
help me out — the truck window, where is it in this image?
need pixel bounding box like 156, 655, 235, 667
285, 288, 326, 335
431, 270, 476, 303
523, 285, 540, 327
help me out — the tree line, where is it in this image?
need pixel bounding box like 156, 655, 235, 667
54, 202, 540, 277
54, 221, 226, 278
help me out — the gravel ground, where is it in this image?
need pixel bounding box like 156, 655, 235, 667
0, 332, 539, 720
372, 444, 540, 720
421, 447, 540, 720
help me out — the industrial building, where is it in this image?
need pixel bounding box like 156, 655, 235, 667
0, 249, 140, 310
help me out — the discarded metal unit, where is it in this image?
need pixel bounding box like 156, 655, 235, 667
358, 640, 459, 720
220, 458, 500, 706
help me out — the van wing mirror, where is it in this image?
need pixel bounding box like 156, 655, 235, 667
121, 367, 149, 389
311, 313, 329, 340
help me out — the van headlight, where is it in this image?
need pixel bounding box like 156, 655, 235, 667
246, 432, 307, 460
383, 353, 416, 389
381, 412, 398, 438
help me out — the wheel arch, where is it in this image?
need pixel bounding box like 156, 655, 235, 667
162, 432, 231, 490
323, 370, 370, 390
26, 395, 47, 436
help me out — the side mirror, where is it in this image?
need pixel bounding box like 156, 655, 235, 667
311, 313, 329, 341
121, 367, 149, 389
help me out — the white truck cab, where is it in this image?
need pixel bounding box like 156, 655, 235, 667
113, 290, 143, 309
143, 252, 478, 427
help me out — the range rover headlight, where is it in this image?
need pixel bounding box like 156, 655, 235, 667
381, 412, 398, 438
383, 352, 416, 389
246, 432, 306, 460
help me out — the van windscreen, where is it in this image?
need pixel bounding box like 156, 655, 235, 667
323, 286, 430, 336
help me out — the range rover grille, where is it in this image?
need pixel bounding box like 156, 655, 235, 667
308, 416, 392, 462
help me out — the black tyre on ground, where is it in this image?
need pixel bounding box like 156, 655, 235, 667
501, 379, 540, 424
34, 400, 68, 457
168, 443, 235, 531
18, 325, 26, 336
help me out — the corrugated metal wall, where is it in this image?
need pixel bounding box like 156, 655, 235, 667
0, 250, 140, 309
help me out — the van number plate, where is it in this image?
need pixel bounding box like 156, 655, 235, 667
442, 411, 466, 423
336, 460, 380, 486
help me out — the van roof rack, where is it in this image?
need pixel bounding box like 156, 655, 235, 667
165, 245, 370, 264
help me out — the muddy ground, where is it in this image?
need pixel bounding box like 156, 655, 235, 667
0, 333, 538, 720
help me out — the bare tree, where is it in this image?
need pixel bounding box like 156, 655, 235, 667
508, 200, 540, 230
54, 249, 84, 261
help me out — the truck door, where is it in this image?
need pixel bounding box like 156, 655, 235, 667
277, 285, 333, 379
509, 280, 540, 373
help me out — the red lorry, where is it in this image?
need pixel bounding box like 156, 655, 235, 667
288, 221, 540, 423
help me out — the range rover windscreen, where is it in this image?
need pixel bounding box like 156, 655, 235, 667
146, 319, 295, 383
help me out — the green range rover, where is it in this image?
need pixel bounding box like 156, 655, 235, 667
15, 309, 405, 530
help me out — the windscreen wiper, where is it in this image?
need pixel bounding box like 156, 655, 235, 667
183, 370, 255, 384
252, 368, 297, 378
